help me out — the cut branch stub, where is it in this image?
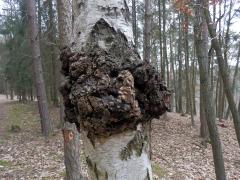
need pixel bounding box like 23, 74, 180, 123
60, 19, 171, 139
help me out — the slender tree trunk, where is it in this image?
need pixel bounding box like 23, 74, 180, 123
5, 81, 8, 99
194, 1, 226, 179
30, 86, 34, 101
216, 76, 219, 113
218, 79, 224, 119
184, 15, 194, 126
143, 0, 152, 63
63, 122, 83, 180
158, 0, 163, 79
47, 0, 58, 106
162, 0, 167, 83
57, 0, 83, 179
225, 44, 240, 119
238, 99, 240, 115
10, 86, 14, 100
177, 13, 183, 114
191, 50, 196, 115
198, 3, 209, 141
223, 0, 234, 119
26, 0, 52, 137
170, 30, 177, 112
204, 2, 240, 147
37, 0, 41, 39
143, 0, 153, 160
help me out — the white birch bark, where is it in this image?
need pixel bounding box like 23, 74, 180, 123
71, 0, 152, 179
72, 0, 133, 50
82, 126, 152, 180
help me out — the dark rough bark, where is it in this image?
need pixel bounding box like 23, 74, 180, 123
26, 0, 52, 137
60, 19, 170, 143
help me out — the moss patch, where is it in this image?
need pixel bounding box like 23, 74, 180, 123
6, 102, 37, 132
0, 159, 12, 167
120, 131, 147, 160
152, 163, 167, 178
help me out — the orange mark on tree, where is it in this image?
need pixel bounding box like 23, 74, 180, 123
63, 129, 74, 144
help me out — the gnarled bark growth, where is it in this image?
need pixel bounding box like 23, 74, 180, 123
60, 19, 170, 142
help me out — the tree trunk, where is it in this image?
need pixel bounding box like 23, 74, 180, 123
162, 0, 167, 83
238, 99, 240, 115
177, 13, 183, 114
184, 15, 194, 126
57, 0, 83, 179
194, 1, 226, 179
47, 0, 58, 106
59, 0, 170, 179
158, 0, 163, 80
198, 10, 209, 140
143, 0, 152, 63
63, 122, 83, 180
170, 29, 177, 112
37, 0, 41, 39
5, 81, 8, 99
56, 0, 70, 127
10, 86, 14, 100
82, 126, 152, 180
225, 44, 240, 119
204, 2, 240, 147
143, 0, 153, 160
191, 51, 196, 115
26, 0, 52, 137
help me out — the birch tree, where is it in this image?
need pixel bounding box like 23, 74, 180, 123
59, 0, 170, 179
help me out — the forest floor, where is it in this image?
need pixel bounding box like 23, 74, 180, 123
0, 94, 239, 180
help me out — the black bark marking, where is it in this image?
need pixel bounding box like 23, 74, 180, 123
94, 163, 99, 180
86, 156, 94, 170
145, 168, 150, 180
105, 171, 108, 180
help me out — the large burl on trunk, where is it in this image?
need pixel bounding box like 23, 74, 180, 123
60, 18, 170, 180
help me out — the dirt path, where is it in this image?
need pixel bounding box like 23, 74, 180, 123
0, 94, 12, 136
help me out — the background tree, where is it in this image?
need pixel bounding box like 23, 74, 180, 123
26, 0, 52, 137
194, 0, 226, 178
